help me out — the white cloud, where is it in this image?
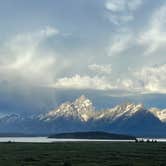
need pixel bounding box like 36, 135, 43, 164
107, 3, 166, 57
105, 0, 144, 56
48, 63, 166, 94
133, 64, 166, 93
115, 64, 166, 93
51, 74, 114, 90
0, 26, 59, 85
105, 0, 126, 12
108, 33, 133, 56
139, 5, 166, 55
40, 26, 59, 37
107, 14, 134, 25
88, 64, 112, 74
105, 0, 143, 24
127, 0, 143, 11
105, 0, 142, 12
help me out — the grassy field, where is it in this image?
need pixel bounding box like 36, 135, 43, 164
0, 142, 165, 166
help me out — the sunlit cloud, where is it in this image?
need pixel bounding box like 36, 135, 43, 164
133, 64, 166, 93
88, 64, 112, 75
51, 74, 114, 90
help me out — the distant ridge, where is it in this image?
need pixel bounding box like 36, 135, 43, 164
49, 131, 136, 140
0, 95, 166, 137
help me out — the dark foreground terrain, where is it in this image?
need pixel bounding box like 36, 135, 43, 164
0, 142, 166, 166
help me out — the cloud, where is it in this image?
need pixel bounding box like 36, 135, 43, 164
105, 0, 142, 12
51, 74, 114, 90
50, 63, 166, 94
139, 5, 166, 55
127, 0, 143, 11
0, 1, 165, 96
88, 64, 112, 74
105, 0, 143, 24
113, 64, 166, 94
106, 3, 166, 58
40, 26, 59, 37
105, 0, 144, 57
133, 64, 166, 93
107, 32, 133, 56
0, 26, 59, 85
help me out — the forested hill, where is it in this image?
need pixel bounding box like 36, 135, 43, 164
49, 131, 136, 140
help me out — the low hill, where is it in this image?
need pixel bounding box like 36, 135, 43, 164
49, 131, 136, 140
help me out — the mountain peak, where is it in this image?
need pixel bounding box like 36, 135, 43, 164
117, 102, 146, 115
75, 95, 89, 103
40, 95, 94, 122
95, 102, 146, 121
5, 96, 166, 136
74, 95, 93, 108
77, 95, 87, 101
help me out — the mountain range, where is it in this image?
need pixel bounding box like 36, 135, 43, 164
0, 95, 166, 137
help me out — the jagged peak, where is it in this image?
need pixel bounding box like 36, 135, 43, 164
75, 95, 90, 103
40, 95, 94, 122
114, 102, 145, 112
77, 95, 87, 101
95, 102, 147, 121
74, 95, 93, 107
39, 96, 166, 124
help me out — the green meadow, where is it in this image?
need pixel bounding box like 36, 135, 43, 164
0, 142, 165, 166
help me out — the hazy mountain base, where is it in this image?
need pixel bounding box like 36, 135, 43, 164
0, 115, 165, 137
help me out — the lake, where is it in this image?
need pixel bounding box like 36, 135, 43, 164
0, 137, 135, 143
0, 137, 165, 143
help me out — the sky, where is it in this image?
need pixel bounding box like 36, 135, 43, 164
0, 0, 166, 114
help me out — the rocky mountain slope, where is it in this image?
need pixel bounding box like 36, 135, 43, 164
0, 95, 166, 136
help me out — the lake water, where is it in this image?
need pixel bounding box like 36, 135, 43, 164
0, 137, 135, 143
0, 137, 165, 143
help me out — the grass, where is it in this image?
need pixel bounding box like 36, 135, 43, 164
0, 142, 165, 166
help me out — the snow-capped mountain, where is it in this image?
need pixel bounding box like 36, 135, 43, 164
149, 108, 166, 122
39, 95, 163, 122
39, 97, 146, 122
36, 95, 166, 136
0, 95, 166, 136
39, 96, 166, 124
94, 103, 145, 121
39, 95, 95, 122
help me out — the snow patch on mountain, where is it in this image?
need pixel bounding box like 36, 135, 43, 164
39, 95, 95, 122
0, 95, 166, 136
95, 103, 145, 121
38, 95, 166, 124
150, 108, 166, 122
